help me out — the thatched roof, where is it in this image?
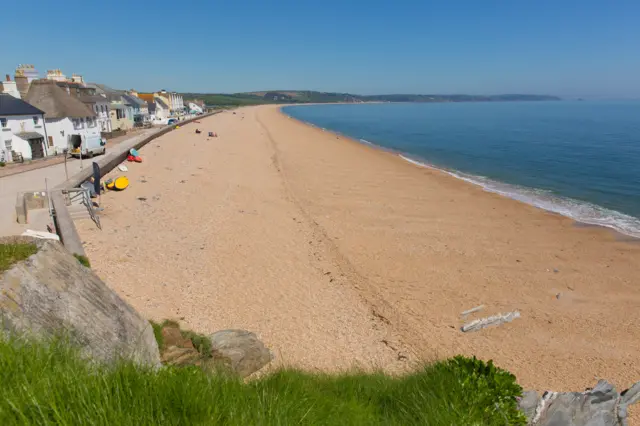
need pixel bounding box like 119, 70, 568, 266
24, 80, 96, 119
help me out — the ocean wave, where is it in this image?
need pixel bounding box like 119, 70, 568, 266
399, 155, 640, 239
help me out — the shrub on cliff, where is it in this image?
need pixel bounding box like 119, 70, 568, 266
0, 335, 525, 425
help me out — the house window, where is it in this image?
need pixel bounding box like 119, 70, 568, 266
116, 109, 125, 120
73, 119, 83, 130
0, 118, 7, 128
33, 116, 39, 125
5, 139, 12, 150
48, 136, 54, 147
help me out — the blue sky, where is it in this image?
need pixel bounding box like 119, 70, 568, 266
1, 0, 639, 98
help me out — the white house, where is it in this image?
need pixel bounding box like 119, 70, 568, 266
0, 93, 48, 162
57, 80, 112, 133
186, 102, 203, 114
24, 80, 100, 156
148, 97, 170, 122
158, 90, 184, 114
82, 94, 112, 133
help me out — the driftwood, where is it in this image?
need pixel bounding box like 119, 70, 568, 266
461, 310, 520, 332
460, 305, 485, 317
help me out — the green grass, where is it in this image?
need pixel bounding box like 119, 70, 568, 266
72, 253, 91, 268
0, 243, 38, 273
0, 335, 526, 425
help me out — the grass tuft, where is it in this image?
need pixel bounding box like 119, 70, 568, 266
72, 253, 91, 268
0, 243, 38, 273
0, 334, 526, 425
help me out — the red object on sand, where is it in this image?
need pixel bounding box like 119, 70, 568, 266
134, 156, 142, 163
127, 155, 135, 162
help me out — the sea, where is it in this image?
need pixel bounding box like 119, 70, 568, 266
282, 101, 640, 238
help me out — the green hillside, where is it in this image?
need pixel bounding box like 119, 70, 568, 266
183, 91, 560, 107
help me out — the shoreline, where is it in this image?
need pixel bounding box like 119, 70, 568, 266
280, 105, 640, 241
77, 105, 640, 395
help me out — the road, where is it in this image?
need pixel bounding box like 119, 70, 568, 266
0, 128, 157, 237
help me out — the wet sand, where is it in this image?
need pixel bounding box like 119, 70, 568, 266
78, 105, 640, 394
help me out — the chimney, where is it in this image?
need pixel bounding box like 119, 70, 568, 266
14, 75, 29, 99
1, 75, 21, 99
5, 74, 10, 82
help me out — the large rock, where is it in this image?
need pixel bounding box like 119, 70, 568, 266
519, 379, 640, 426
209, 329, 273, 377
0, 237, 160, 367
162, 346, 202, 366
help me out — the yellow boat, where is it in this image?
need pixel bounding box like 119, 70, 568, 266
106, 176, 129, 191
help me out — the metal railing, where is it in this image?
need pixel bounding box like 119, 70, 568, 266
64, 188, 101, 230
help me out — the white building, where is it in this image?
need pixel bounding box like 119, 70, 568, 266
24, 80, 100, 156
148, 97, 170, 121
46, 69, 68, 82
81, 93, 112, 133
0, 93, 49, 161
56, 80, 112, 133
0, 75, 22, 99
158, 90, 184, 114
187, 102, 203, 114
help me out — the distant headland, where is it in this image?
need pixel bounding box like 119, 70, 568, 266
182, 91, 561, 106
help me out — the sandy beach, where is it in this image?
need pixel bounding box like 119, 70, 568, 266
77, 105, 640, 393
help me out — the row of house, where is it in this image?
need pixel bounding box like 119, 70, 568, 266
0, 64, 191, 163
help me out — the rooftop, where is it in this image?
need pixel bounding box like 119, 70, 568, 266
0, 93, 44, 116
24, 80, 96, 119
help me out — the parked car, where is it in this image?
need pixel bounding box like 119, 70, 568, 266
69, 135, 106, 158
167, 118, 178, 125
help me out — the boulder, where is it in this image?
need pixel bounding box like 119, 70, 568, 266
518, 379, 640, 426
208, 329, 273, 377
0, 237, 160, 367
161, 346, 202, 366
161, 325, 194, 349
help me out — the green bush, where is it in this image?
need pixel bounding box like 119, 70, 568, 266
445, 355, 527, 425
0, 335, 525, 425
0, 161, 6, 167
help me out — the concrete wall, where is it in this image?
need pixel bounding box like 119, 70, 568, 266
101, 129, 126, 140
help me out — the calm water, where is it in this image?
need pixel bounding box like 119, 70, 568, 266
283, 102, 640, 238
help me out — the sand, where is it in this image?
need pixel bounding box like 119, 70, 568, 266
77, 105, 640, 394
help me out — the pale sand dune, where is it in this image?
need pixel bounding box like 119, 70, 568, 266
78, 105, 640, 393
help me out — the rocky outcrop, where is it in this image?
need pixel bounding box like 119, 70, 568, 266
0, 237, 160, 367
519, 380, 640, 426
209, 329, 273, 377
